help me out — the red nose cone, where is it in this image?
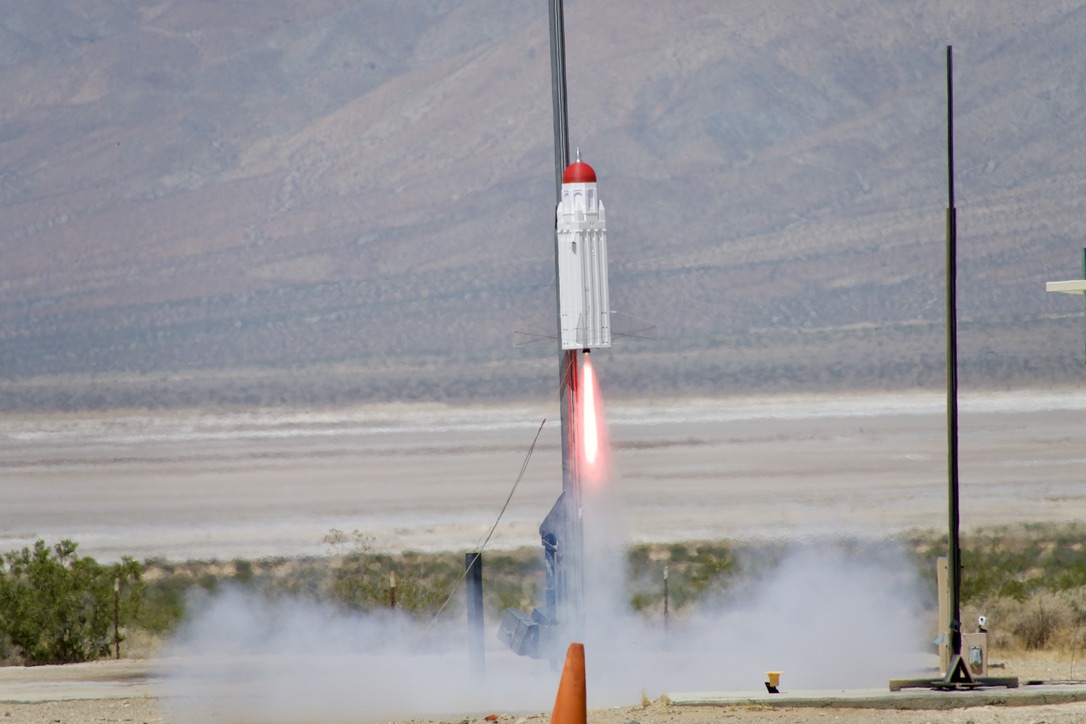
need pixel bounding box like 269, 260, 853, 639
562, 161, 596, 184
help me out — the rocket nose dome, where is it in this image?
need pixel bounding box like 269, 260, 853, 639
562, 161, 596, 184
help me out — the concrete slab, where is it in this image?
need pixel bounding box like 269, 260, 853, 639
668, 683, 1086, 711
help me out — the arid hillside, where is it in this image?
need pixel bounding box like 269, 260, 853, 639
2, 1, 1085, 410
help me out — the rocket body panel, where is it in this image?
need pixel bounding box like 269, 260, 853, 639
556, 172, 611, 350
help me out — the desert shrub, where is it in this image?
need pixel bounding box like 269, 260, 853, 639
626, 542, 741, 614
232, 559, 254, 583
330, 561, 449, 615
135, 577, 192, 634
98, 524, 1086, 656
485, 574, 540, 614
0, 540, 142, 665
329, 541, 459, 618
954, 524, 1086, 603
961, 543, 1034, 602
479, 551, 544, 615
910, 525, 1086, 651
392, 563, 456, 613
1012, 594, 1072, 650
667, 543, 692, 563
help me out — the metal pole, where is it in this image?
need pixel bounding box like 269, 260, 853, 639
465, 552, 485, 675
113, 577, 121, 660
548, 0, 570, 198
945, 44, 962, 662
548, 0, 584, 643
663, 565, 670, 636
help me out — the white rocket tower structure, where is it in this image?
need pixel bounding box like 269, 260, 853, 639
498, 152, 614, 659
557, 150, 611, 350
497, 2, 613, 660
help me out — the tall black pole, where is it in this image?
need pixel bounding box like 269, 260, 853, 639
113, 577, 121, 660
548, 0, 570, 199
548, 0, 584, 643
945, 44, 962, 661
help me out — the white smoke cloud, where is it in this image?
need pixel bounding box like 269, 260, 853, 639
574, 535, 928, 700
158, 537, 927, 722
159, 588, 559, 722
158, 379, 930, 719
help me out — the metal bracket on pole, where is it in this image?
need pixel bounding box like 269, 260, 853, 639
1045, 248, 1086, 365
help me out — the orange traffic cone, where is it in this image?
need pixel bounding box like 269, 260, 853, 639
549, 642, 587, 724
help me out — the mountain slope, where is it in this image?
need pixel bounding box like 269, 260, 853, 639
1, 0, 1084, 410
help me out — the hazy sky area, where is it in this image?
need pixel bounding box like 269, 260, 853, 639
0, 1, 1085, 410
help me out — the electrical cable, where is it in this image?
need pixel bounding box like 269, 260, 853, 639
419, 415, 548, 636
419, 359, 574, 636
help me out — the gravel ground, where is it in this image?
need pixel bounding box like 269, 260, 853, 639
6, 690, 1086, 724
3, 656, 1086, 724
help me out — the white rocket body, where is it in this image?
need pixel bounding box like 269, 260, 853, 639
556, 157, 611, 350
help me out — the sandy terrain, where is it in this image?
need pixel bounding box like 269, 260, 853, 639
3, 656, 1086, 723
9, 694, 1086, 724
2, 390, 1085, 562
2, 390, 1086, 722
8, 693, 1086, 724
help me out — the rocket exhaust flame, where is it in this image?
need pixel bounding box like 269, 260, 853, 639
582, 356, 599, 466
578, 353, 608, 482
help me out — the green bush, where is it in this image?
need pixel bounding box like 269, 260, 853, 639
134, 577, 190, 635
1013, 594, 1071, 651
330, 552, 456, 616
0, 540, 142, 665
626, 542, 742, 614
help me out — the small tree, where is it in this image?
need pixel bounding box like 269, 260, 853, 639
0, 540, 142, 665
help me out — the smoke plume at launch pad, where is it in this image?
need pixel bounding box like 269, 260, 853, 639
160, 542, 925, 722
160, 373, 927, 721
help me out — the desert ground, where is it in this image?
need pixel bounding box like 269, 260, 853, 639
3, 390, 1085, 562
3, 655, 1086, 723
2, 389, 1086, 722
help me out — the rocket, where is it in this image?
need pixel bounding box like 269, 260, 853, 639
556, 150, 611, 351
497, 0, 610, 661
497, 152, 611, 660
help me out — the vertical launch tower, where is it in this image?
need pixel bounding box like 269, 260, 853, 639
497, 0, 610, 660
